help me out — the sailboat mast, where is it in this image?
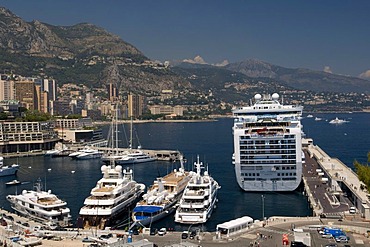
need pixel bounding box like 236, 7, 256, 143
130, 116, 133, 149
115, 106, 119, 155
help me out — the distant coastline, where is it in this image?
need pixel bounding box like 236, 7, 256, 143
93, 118, 220, 125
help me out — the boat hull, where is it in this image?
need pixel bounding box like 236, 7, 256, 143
116, 157, 156, 165
132, 202, 177, 227
0, 165, 19, 177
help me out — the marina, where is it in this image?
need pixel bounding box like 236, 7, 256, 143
0, 113, 369, 246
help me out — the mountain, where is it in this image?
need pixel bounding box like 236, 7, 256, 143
0, 6, 369, 105
0, 7, 190, 93
225, 59, 370, 93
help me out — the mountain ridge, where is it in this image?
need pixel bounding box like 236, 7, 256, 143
0, 6, 369, 100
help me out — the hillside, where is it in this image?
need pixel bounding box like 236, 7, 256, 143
0, 6, 369, 109
0, 7, 190, 93
225, 59, 370, 93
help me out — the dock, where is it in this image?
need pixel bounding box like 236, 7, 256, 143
302, 140, 370, 220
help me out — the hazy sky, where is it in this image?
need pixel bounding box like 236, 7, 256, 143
2, 0, 370, 78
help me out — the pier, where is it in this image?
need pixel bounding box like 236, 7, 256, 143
302, 139, 370, 220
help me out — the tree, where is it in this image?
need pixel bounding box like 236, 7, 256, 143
354, 152, 370, 193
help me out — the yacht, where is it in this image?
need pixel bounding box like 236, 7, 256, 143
79, 164, 145, 229
131, 157, 190, 227
232, 93, 304, 191
6, 180, 21, 186
101, 106, 127, 164
329, 117, 348, 124
74, 149, 104, 160
0, 157, 19, 177
175, 156, 220, 224
44, 142, 70, 156
314, 117, 322, 121
6, 178, 72, 227
69, 147, 103, 160
115, 150, 157, 165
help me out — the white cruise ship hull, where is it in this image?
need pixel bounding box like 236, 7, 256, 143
232, 93, 304, 192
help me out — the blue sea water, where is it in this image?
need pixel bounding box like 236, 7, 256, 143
0, 113, 368, 231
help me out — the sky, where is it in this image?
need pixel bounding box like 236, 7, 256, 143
1, 0, 370, 78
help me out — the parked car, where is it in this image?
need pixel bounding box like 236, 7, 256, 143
158, 228, 167, 236
335, 235, 349, 243
150, 228, 158, 236
322, 233, 333, 239
189, 230, 197, 240
181, 231, 188, 239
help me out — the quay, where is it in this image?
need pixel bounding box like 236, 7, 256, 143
1, 145, 182, 162
2, 207, 370, 247
302, 138, 370, 220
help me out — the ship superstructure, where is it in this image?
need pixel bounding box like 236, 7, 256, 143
232, 93, 303, 191
6, 178, 72, 228
79, 164, 145, 229
175, 156, 220, 224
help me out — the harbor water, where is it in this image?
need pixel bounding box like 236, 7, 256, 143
0, 112, 369, 231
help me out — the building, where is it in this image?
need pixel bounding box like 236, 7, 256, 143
0, 121, 60, 153
128, 94, 144, 118
0, 75, 16, 101
107, 82, 119, 102
0, 100, 20, 118
149, 105, 184, 116
15, 80, 38, 110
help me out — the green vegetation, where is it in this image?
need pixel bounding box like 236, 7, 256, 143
22, 110, 51, 121
354, 152, 370, 192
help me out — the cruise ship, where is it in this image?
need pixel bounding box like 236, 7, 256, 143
175, 156, 220, 224
6, 178, 72, 228
131, 158, 190, 227
79, 164, 145, 229
232, 93, 304, 191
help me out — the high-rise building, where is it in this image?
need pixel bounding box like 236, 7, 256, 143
41, 79, 57, 115
15, 80, 38, 110
127, 93, 144, 118
0, 75, 16, 101
108, 82, 118, 102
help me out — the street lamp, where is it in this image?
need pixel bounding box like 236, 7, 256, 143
261, 195, 265, 221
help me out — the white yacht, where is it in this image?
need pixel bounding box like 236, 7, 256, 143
232, 93, 304, 191
69, 147, 103, 160
175, 156, 220, 224
6, 178, 72, 227
0, 157, 19, 177
44, 142, 69, 156
132, 158, 190, 227
115, 150, 157, 165
329, 117, 348, 124
79, 164, 145, 229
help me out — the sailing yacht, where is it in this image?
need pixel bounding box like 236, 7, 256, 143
79, 164, 145, 229
115, 116, 156, 165
101, 107, 127, 164
175, 156, 220, 224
